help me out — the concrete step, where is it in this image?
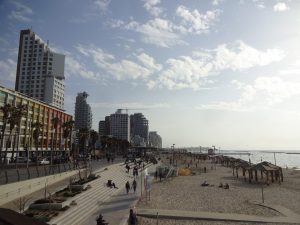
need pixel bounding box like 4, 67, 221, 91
50, 164, 135, 225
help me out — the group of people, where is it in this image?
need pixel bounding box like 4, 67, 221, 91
219, 182, 229, 189
97, 209, 137, 225
125, 180, 137, 194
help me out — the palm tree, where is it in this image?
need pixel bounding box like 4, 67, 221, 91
5, 105, 26, 163
32, 121, 43, 166
89, 130, 98, 159
51, 117, 61, 166
78, 128, 89, 156
62, 120, 74, 159
120, 139, 131, 156
13, 105, 27, 165
0, 103, 13, 164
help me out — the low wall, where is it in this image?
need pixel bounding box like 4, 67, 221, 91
0, 168, 86, 206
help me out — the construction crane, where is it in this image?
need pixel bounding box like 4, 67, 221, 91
116, 108, 148, 114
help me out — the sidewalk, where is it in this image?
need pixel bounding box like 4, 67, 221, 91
49, 161, 157, 225
81, 163, 158, 225
136, 208, 300, 224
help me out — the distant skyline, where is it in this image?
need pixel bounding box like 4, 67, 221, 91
1, 0, 300, 150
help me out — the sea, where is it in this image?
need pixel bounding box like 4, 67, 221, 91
187, 149, 300, 169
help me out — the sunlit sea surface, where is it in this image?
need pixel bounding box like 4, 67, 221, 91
187, 149, 300, 169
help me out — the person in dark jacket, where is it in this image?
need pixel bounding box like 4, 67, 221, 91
128, 209, 137, 225
125, 181, 130, 194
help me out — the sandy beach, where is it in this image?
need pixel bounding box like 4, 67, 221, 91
136, 153, 300, 224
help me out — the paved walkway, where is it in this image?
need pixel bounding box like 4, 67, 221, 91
49, 161, 157, 225
137, 207, 300, 224
82, 163, 158, 225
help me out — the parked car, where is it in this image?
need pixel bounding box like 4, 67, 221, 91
39, 158, 50, 165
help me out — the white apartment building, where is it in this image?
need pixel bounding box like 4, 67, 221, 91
110, 109, 130, 141
15, 29, 65, 109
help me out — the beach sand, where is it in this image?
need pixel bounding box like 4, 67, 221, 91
136, 154, 300, 224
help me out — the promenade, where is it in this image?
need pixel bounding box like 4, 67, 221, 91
0, 159, 121, 206
137, 207, 300, 224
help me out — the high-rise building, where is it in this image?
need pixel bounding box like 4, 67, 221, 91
110, 109, 130, 141
98, 120, 105, 136
149, 131, 162, 148
15, 29, 65, 109
98, 116, 111, 136
74, 92, 92, 130
130, 113, 148, 143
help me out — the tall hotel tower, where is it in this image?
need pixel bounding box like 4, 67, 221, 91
15, 29, 65, 109
75, 92, 92, 130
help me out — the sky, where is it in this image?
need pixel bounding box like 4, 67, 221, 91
0, 0, 300, 150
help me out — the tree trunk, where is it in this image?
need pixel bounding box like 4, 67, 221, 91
0, 122, 7, 160
10, 129, 17, 164
5, 129, 14, 164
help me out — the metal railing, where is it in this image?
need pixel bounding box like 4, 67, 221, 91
0, 162, 86, 185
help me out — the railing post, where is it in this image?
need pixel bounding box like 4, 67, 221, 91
44, 166, 47, 176
16, 169, 20, 181
36, 166, 39, 177
5, 170, 8, 184
27, 167, 30, 179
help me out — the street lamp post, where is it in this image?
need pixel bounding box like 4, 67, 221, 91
172, 144, 175, 166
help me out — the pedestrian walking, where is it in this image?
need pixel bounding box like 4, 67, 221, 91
125, 181, 130, 194
126, 164, 130, 173
132, 179, 137, 193
128, 209, 137, 225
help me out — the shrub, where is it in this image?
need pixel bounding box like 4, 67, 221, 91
35, 215, 50, 222
34, 199, 54, 204
60, 205, 70, 211
63, 191, 76, 197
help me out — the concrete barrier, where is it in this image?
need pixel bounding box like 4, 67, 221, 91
0, 168, 86, 206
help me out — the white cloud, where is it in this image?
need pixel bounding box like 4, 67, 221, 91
213, 41, 284, 71
73, 41, 283, 90
94, 0, 111, 13
197, 77, 300, 111
273, 2, 289, 12
109, 6, 220, 47
122, 18, 187, 48
136, 53, 162, 71
65, 56, 99, 80
151, 41, 284, 90
212, 0, 224, 6
254, 1, 265, 9
8, 0, 33, 22
176, 5, 221, 34
0, 59, 16, 83
279, 59, 300, 75
143, 0, 163, 17
76, 45, 160, 80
